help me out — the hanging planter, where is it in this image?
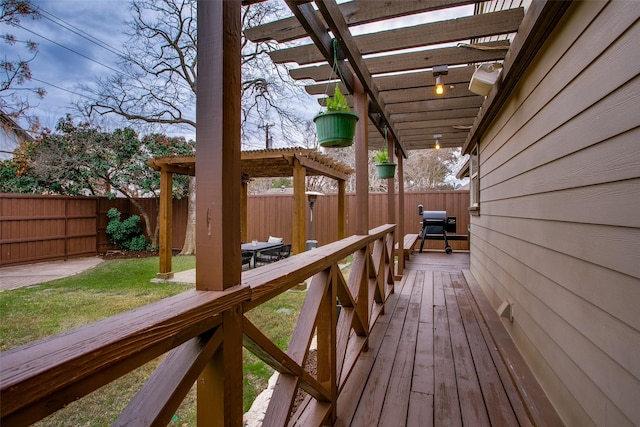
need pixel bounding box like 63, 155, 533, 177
314, 85, 359, 148
314, 111, 359, 147
374, 146, 396, 179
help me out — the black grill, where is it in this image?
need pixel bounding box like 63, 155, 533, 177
418, 205, 456, 254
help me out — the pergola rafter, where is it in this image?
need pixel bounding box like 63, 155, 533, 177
246, 1, 524, 151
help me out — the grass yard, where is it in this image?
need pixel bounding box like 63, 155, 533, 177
0, 256, 307, 426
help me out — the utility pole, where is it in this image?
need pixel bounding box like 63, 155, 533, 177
259, 122, 273, 149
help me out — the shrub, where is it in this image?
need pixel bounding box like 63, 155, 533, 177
105, 208, 148, 251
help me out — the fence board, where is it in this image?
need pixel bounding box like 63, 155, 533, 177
0, 191, 469, 266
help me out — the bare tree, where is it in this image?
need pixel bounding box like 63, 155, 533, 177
403, 148, 460, 191
1, 0, 44, 126
81, 0, 307, 254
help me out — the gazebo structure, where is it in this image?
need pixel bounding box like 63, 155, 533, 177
147, 147, 353, 279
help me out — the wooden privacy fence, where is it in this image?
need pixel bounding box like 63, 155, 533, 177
0, 224, 397, 426
0, 194, 187, 266
0, 191, 468, 266
0, 194, 97, 266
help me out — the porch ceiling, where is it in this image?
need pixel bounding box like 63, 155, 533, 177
147, 147, 354, 181
244, 0, 525, 152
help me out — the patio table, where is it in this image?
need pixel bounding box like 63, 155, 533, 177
241, 241, 283, 268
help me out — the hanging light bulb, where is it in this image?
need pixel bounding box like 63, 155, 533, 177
435, 140, 441, 150
435, 75, 445, 95
432, 65, 448, 96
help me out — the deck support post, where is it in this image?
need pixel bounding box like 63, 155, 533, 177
196, 0, 243, 425
353, 81, 369, 236
397, 148, 406, 275
317, 266, 338, 424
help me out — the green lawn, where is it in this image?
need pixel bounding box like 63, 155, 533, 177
0, 256, 306, 426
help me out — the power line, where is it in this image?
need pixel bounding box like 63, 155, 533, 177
15, 23, 126, 76
30, 77, 98, 101
37, 8, 125, 59
19, 10, 195, 94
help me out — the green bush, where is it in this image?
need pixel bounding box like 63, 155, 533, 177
105, 208, 148, 251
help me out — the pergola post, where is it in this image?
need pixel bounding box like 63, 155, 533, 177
157, 169, 173, 279
292, 159, 306, 254
196, 0, 241, 291
241, 175, 249, 243
196, 1, 243, 426
353, 81, 369, 236
338, 180, 346, 240
386, 133, 396, 224
397, 147, 405, 275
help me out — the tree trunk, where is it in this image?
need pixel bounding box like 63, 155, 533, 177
180, 176, 197, 255
127, 196, 156, 249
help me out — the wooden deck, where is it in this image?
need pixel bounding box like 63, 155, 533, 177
331, 251, 562, 427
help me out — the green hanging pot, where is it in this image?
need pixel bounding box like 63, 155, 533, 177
313, 111, 359, 147
376, 162, 397, 179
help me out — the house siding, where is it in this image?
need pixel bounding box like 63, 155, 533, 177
469, 2, 640, 426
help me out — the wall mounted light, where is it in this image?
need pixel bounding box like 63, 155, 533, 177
432, 65, 448, 96
469, 63, 503, 96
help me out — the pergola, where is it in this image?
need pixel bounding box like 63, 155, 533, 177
148, 147, 353, 279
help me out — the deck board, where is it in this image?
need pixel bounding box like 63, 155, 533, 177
325, 252, 563, 426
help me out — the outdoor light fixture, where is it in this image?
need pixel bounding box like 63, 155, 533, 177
305, 191, 324, 250
469, 63, 503, 96
435, 75, 444, 95
434, 133, 442, 150
432, 65, 448, 96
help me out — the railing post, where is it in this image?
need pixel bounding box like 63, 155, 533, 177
317, 266, 338, 424
198, 305, 243, 427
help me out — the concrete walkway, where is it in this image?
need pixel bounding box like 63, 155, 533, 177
0, 257, 104, 291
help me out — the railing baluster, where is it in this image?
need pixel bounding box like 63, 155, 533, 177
115, 327, 223, 426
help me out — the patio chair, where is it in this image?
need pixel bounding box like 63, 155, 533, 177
278, 244, 291, 259
242, 250, 253, 268
255, 246, 282, 265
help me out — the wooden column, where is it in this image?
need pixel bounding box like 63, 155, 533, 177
195, 0, 241, 291
397, 148, 405, 275
292, 159, 306, 254
157, 169, 173, 279
241, 176, 249, 243
337, 180, 346, 240
198, 306, 243, 427
386, 134, 396, 224
353, 81, 369, 236
196, 1, 243, 426
317, 266, 338, 424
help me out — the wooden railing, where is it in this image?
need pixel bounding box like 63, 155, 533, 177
0, 224, 396, 426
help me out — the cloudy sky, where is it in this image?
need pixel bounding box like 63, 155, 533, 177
4, 1, 474, 146
5, 1, 136, 131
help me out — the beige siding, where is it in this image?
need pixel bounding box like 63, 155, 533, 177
470, 2, 640, 427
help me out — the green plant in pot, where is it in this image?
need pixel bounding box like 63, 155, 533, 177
374, 147, 397, 179
313, 85, 359, 147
